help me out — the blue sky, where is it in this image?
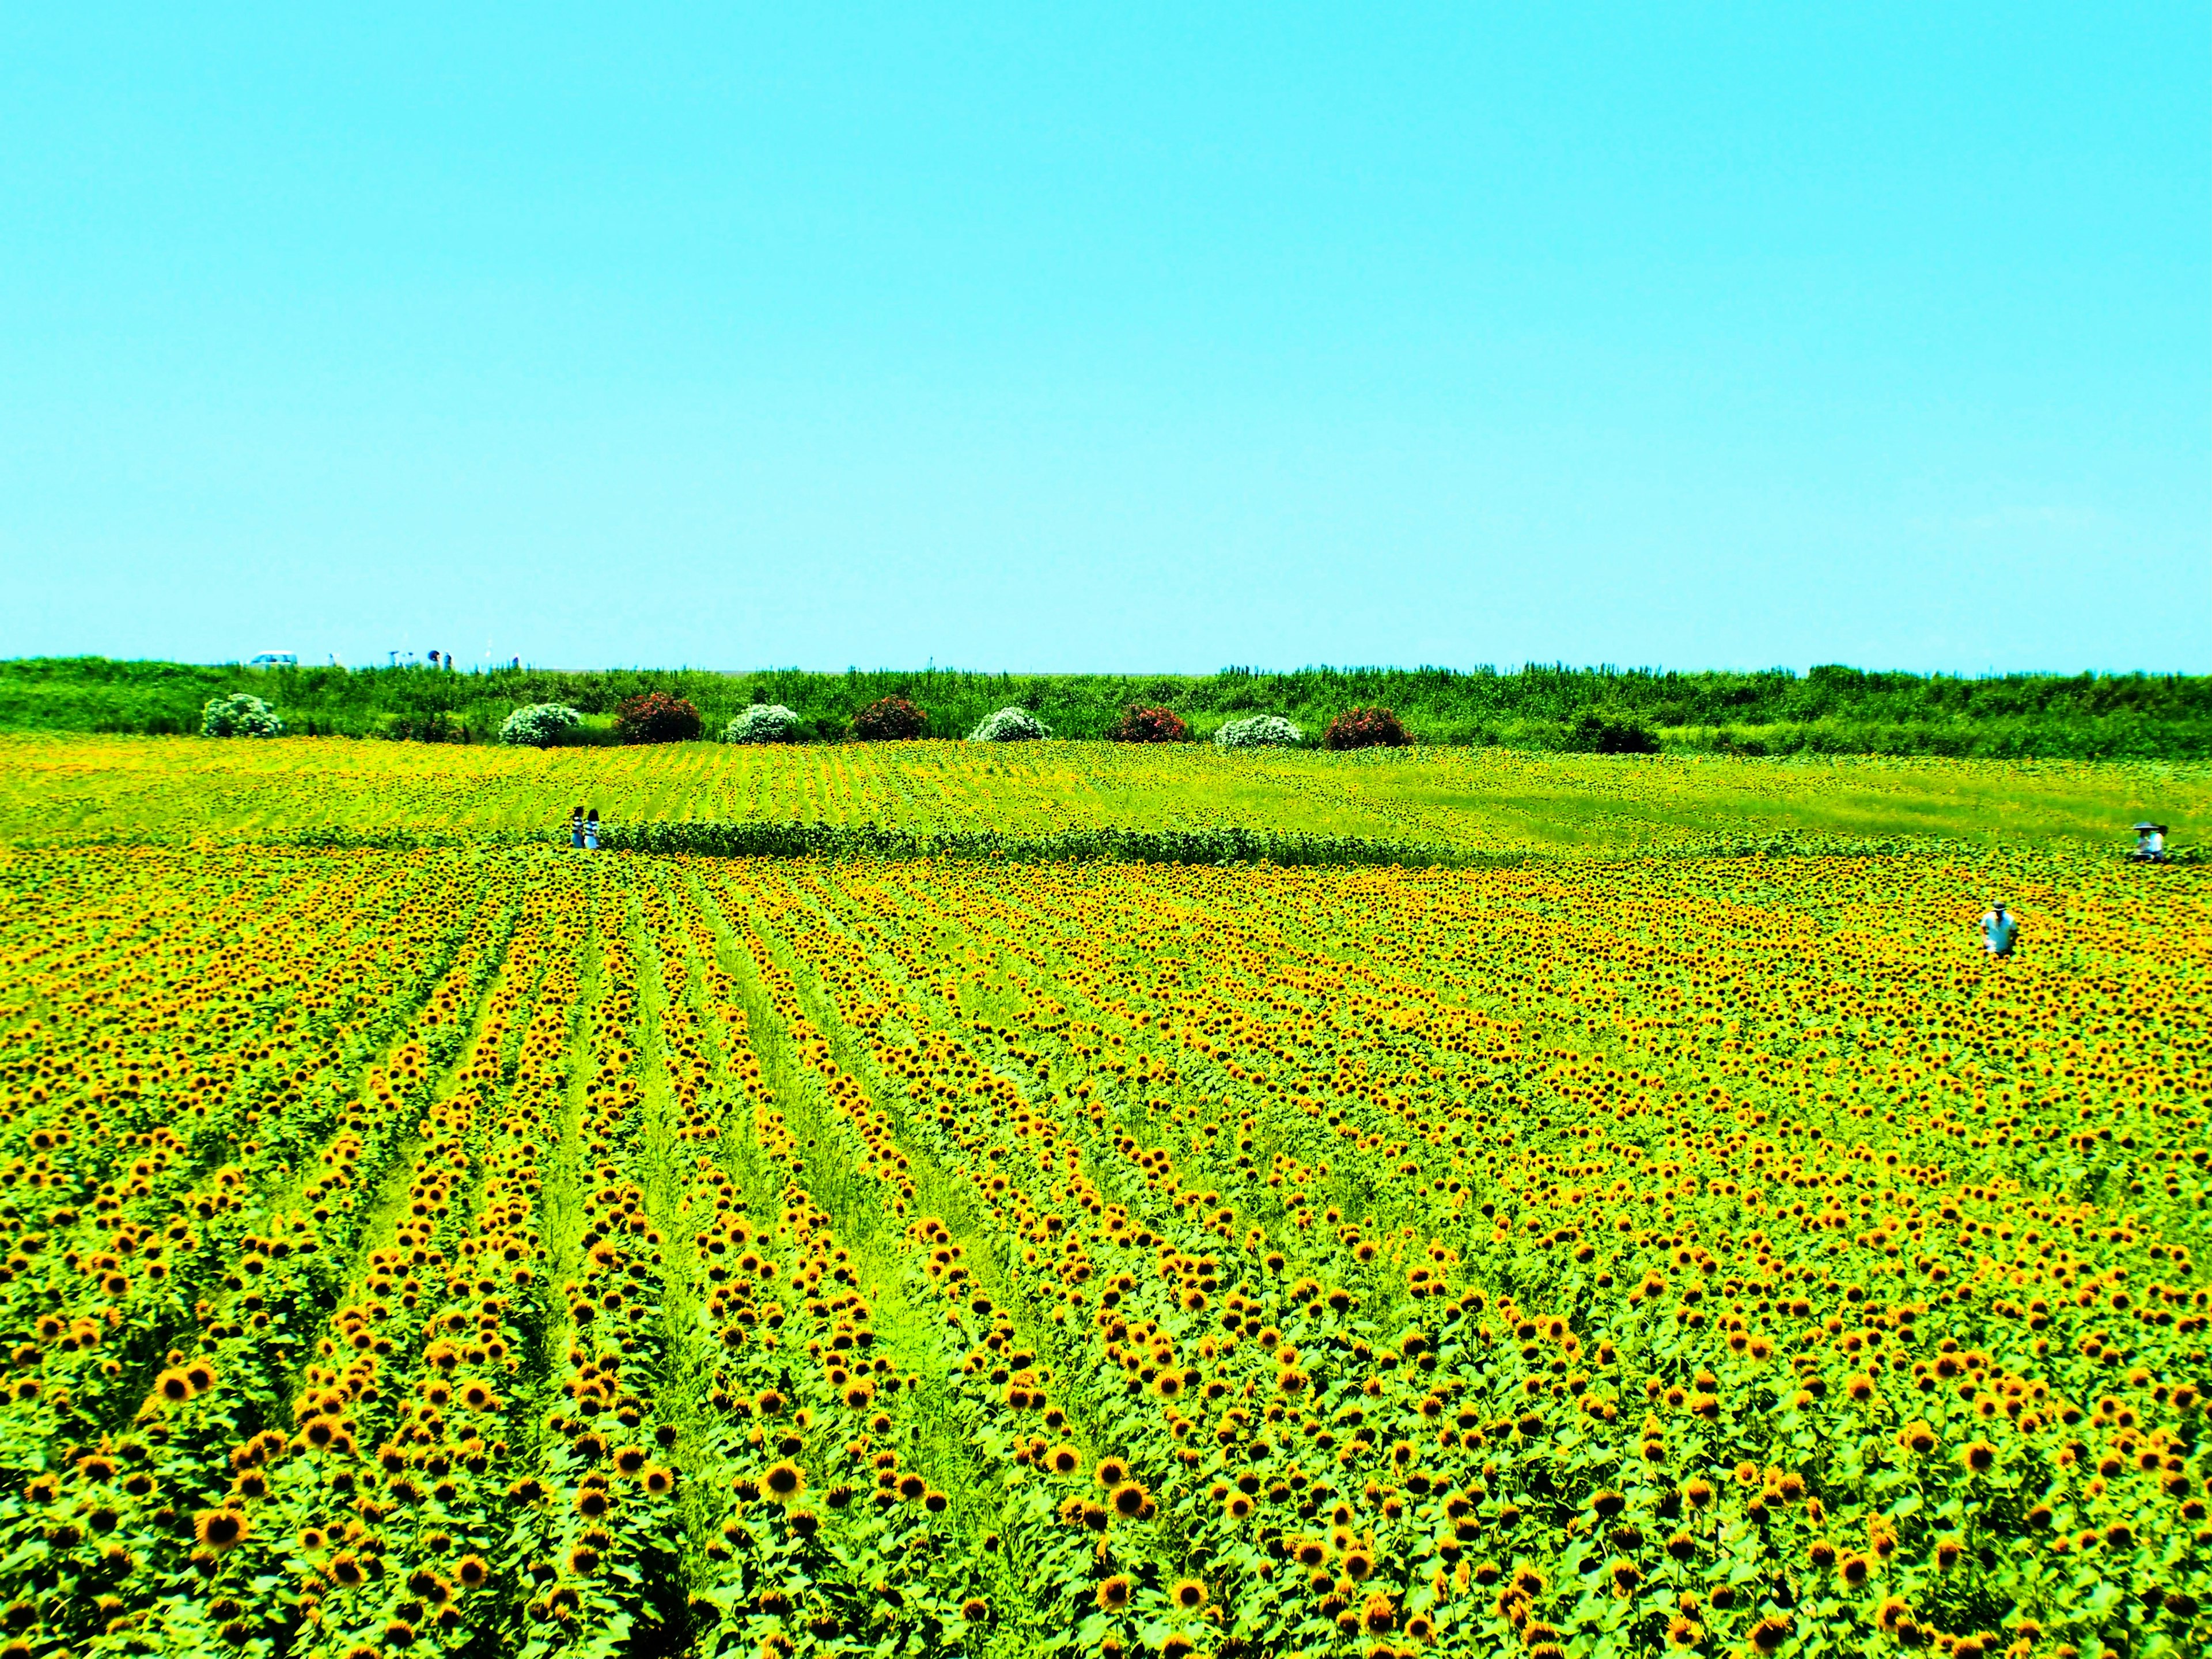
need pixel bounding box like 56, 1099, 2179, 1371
2, 5, 2204, 673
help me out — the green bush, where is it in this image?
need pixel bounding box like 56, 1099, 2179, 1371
1566, 714, 1660, 755
200, 694, 283, 738
372, 711, 470, 743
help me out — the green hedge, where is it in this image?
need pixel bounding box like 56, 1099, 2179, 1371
587, 819, 1475, 868
5, 657, 2210, 757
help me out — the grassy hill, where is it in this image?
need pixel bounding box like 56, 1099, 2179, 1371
3, 656, 2208, 756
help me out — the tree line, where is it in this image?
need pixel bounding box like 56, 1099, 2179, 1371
3, 657, 2209, 757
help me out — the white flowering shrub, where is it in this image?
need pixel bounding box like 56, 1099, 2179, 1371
969, 706, 1048, 742
1214, 714, 1302, 750
726, 704, 805, 744
200, 693, 284, 738
499, 703, 584, 748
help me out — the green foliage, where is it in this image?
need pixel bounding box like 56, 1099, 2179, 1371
9, 657, 2212, 757
580, 817, 1471, 868
198, 692, 282, 738
372, 710, 471, 743
1566, 713, 1661, 755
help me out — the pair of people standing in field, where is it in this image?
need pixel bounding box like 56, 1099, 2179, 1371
569, 806, 600, 850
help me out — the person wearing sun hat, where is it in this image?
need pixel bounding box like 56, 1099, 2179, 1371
1979, 902, 2019, 958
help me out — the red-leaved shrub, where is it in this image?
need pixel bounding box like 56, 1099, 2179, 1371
850, 696, 927, 741
1108, 704, 1189, 743
1321, 706, 1409, 751
614, 692, 704, 744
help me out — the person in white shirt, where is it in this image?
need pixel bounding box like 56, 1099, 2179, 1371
2131, 824, 2167, 863
1980, 903, 2018, 957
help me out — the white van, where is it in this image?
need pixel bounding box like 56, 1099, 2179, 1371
247, 652, 298, 668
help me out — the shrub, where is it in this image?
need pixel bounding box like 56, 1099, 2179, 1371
1321, 706, 1408, 751
1108, 704, 1189, 743
1569, 714, 1661, 755
1214, 715, 1302, 751
969, 706, 1048, 743
200, 693, 283, 738
615, 692, 704, 745
851, 696, 927, 741
726, 704, 806, 744
373, 711, 469, 743
499, 703, 584, 748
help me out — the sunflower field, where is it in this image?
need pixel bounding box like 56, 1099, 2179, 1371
0, 740, 2207, 1659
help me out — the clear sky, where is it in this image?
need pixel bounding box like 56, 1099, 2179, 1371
2, 5, 2205, 674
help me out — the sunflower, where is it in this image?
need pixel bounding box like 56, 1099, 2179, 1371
1111, 1482, 1150, 1519
1171, 1578, 1208, 1611
1097, 1576, 1132, 1611
763, 1461, 804, 1501
194, 1509, 248, 1551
